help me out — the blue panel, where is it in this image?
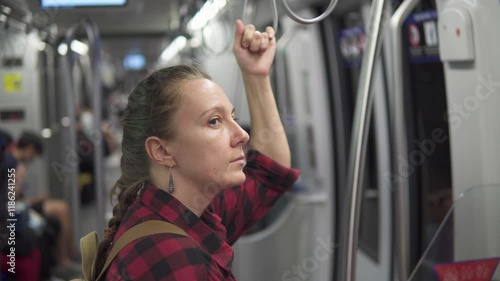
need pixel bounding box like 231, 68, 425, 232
123, 54, 145, 70
41, 0, 127, 8
404, 9, 440, 64
406, 10, 438, 24
338, 26, 366, 68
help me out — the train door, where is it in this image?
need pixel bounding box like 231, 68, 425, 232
406, 0, 500, 280
230, 11, 335, 281
398, 2, 454, 279
321, 2, 393, 280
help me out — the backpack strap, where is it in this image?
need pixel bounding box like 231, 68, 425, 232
80, 231, 99, 281
87, 220, 188, 281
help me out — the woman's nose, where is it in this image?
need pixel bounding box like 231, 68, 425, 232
233, 123, 249, 146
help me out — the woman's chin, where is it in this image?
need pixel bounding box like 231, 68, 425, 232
227, 172, 246, 187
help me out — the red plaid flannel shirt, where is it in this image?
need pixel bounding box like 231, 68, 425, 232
105, 150, 300, 280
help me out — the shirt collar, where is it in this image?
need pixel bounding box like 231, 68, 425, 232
139, 182, 234, 270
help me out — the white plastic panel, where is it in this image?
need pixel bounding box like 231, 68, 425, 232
0, 29, 48, 196
438, 7, 475, 62
437, 0, 500, 280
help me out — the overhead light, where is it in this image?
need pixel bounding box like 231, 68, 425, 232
61, 117, 71, 127
38, 42, 46, 51
58, 40, 89, 56
160, 36, 187, 61
41, 128, 52, 138
2, 6, 12, 15
187, 0, 227, 32
58, 43, 68, 55
70, 40, 89, 55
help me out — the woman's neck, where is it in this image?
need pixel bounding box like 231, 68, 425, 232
150, 165, 217, 217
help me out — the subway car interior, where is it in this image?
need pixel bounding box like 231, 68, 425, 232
0, 0, 499, 280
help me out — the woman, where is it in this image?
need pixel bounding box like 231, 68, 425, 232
96, 20, 300, 280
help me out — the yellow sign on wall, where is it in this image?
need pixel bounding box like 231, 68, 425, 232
3, 73, 22, 93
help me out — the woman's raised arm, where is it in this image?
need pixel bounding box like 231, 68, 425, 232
233, 20, 291, 168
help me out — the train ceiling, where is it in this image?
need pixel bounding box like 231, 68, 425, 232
0, 0, 365, 68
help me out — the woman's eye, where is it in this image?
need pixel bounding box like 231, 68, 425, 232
209, 118, 221, 126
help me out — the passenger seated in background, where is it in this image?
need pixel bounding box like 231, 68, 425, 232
0, 129, 14, 252
0, 129, 13, 229
1, 131, 79, 279
0, 129, 13, 157
92, 20, 300, 280
1, 130, 44, 280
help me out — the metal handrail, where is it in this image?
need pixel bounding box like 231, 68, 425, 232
337, 0, 388, 280
60, 19, 104, 248
281, 0, 339, 25
389, 0, 420, 280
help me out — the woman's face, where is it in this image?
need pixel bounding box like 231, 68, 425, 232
170, 78, 249, 192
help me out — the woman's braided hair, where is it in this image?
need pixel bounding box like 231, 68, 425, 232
92, 65, 211, 279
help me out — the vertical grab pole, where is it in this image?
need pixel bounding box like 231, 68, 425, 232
59, 53, 81, 250
44, 45, 57, 134
61, 19, 105, 245
389, 0, 420, 280
83, 20, 105, 236
337, 0, 388, 281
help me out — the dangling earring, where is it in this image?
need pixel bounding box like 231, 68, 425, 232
168, 164, 174, 194
137, 182, 145, 198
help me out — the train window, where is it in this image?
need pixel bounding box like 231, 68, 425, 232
284, 58, 295, 117
403, 6, 453, 279
358, 126, 380, 261
302, 70, 312, 115
306, 126, 317, 169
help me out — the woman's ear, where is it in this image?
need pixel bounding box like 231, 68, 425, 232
145, 136, 175, 166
